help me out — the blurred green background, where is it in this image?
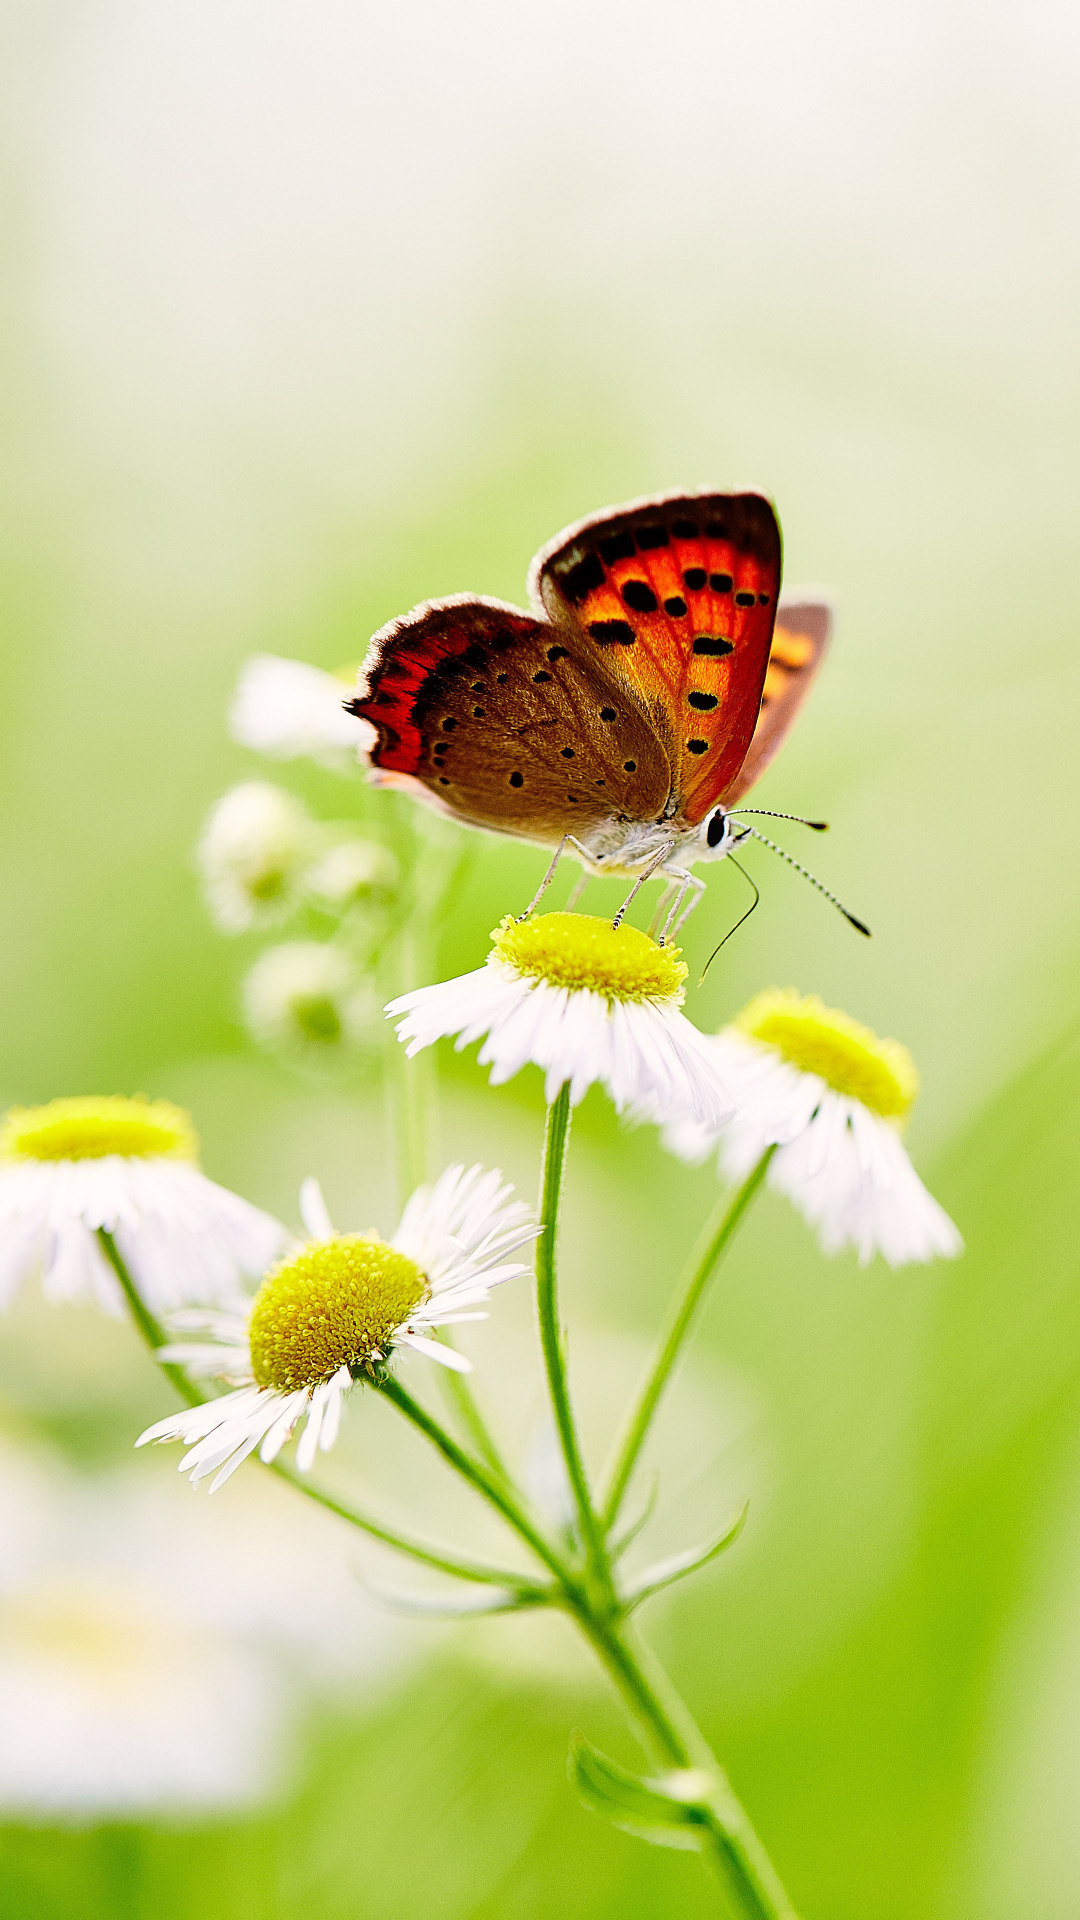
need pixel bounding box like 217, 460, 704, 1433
2, 1, 1080, 1914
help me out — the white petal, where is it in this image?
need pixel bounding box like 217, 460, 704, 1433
298, 1177, 336, 1241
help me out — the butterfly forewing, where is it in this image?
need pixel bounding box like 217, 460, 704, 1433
530, 490, 782, 826
351, 595, 671, 844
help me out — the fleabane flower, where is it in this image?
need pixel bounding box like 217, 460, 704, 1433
664, 989, 962, 1267
385, 912, 733, 1126
229, 654, 374, 769
304, 836, 399, 913
198, 781, 313, 933
242, 940, 377, 1057
0, 1097, 287, 1314
137, 1165, 537, 1491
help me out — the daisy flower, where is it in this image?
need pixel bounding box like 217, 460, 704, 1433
197, 781, 314, 933
137, 1164, 537, 1492
385, 912, 733, 1127
242, 940, 377, 1057
0, 1096, 287, 1314
229, 654, 374, 769
664, 989, 962, 1267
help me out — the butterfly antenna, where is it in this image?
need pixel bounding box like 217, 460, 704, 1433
699, 856, 760, 984
728, 809, 829, 830
741, 826, 871, 936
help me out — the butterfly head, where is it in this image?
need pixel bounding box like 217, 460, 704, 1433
698, 808, 746, 862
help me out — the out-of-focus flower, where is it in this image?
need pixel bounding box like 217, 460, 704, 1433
0, 1440, 404, 1821
229, 654, 374, 769
138, 1165, 537, 1491
386, 911, 733, 1125
242, 940, 377, 1055
198, 781, 313, 933
304, 836, 399, 913
0, 1096, 286, 1315
664, 989, 963, 1267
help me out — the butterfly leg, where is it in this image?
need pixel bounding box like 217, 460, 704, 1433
518, 836, 594, 921
611, 842, 677, 932
658, 866, 706, 944
648, 880, 678, 940
564, 872, 589, 912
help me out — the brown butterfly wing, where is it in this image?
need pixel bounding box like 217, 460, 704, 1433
349, 594, 671, 846
719, 597, 832, 806
530, 489, 782, 827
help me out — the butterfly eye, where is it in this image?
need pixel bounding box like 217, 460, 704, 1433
706, 810, 727, 849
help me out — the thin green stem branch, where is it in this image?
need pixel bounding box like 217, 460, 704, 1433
601, 1148, 776, 1531
378, 1374, 573, 1591
102, 1229, 540, 1595
97, 1228, 203, 1409
266, 1458, 546, 1595
534, 1083, 611, 1593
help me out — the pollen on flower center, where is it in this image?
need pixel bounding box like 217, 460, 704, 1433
490, 912, 686, 1004
737, 989, 919, 1119
248, 1236, 428, 1390
0, 1095, 197, 1163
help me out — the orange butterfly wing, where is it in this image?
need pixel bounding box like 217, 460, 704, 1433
720, 596, 832, 806
530, 488, 782, 827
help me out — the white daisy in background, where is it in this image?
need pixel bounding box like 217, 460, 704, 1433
138, 1164, 537, 1491
242, 939, 378, 1056
664, 988, 963, 1267
229, 653, 374, 769
304, 835, 400, 914
0, 1096, 287, 1315
198, 780, 316, 933
385, 911, 733, 1126
0, 1438, 405, 1820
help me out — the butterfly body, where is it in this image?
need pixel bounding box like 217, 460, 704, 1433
350, 489, 831, 911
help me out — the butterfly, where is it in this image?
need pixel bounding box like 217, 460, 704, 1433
348, 489, 846, 939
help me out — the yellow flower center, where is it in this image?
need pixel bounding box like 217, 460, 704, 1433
736, 989, 919, 1119
0, 1095, 197, 1163
248, 1236, 428, 1391
490, 912, 686, 1004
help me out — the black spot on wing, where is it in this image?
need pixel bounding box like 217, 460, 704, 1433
621, 580, 657, 613
588, 620, 636, 646
692, 636, 734, 657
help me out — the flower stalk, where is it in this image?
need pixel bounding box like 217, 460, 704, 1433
601, 1146, 777, 1531
534, 1083, 614, 1602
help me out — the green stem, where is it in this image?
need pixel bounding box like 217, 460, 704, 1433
601, 1149, 776, 1531
535, 1083, 611, 1595
102, 1228, 539, 1595
97, 1228, 203, 1409
266, 1458, 546, 1595
572, 1607, 798, 1918
378, 1373, 574, 1591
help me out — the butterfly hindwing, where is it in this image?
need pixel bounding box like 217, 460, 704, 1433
720, 596, 832, 805
530, 489, 782, 826
350, 594, 671, 844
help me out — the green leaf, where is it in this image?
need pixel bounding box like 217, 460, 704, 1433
622, 1503, 748, 1611
568, 1734, 716, 1851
